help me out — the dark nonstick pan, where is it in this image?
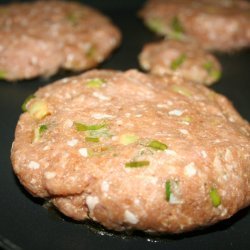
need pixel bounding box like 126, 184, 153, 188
0, 1, 249, 249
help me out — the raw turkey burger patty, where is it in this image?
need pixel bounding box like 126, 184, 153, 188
11, 69, 250, 233
0, 0, 121, 81
139, 40, 221, 85
139, 0, 250, 52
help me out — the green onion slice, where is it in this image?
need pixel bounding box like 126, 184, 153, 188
171, 16, 184, 33
86, 78, 106, 88
33, 124, 48, 142
165, 180, 171, 201
21, 94, 35, 112
203, 61, 221, 81
169, 16, 185, 39
210, 70, 221, 81
209, 187, 221, 207
85, 137, 100, 143
87, 127, 111, 138
145, 17, 165, 34
75, 122, 111, 140
67, 12, 78, 25
27, 99, 50, 120
0, 70, 6, 79
171, 54, 186, 70
125, 161, 150, 168
147, 140, 167, 151
75, 122, 106, 131
39, 124, 48, 134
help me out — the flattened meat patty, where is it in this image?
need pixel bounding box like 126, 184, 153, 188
139, 40, 221, 85
0, 1, 121, 81
139, 0, 250, 52
11, 70, 250, 233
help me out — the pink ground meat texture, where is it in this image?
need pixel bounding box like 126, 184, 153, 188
11, 69, 250, 233
139, 0, 250, 52
139, 40, 221, 85
0, 1, 121, 81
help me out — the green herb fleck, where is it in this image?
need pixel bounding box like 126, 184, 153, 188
172, 85, 192, 97
39, 124, 48, 134
125, 161, 150, 168
165, 180, 171, 201
0, 70, 6, 79
67, 12, 78, 25
75, 122, 106, 131
209, 187, 221, 207
203, 61, 221, 81
75, 122, 111, 141
87, 127, 111, 138
171, 16, 184, 33
169, 16, 185, 39
170, 54, 186, 70
33, 124, 48, 143
147, 140, 167, 151
21, 94, 35, 112
86, 78, 106, 88
211, 70, 221, 81
85, 137, 100, 143
146, 18, 165, 34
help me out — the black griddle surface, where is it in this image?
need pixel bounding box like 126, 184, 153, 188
0, 1, 250, 250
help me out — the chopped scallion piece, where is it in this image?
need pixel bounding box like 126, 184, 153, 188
21, 94, 35, 112
211, 70, 221, 81
85, 137, 100, 143
86, 78, 106, 88
170, 54, 186, 70
28, 99, 50, 120
165, 180, 182, 204
203, 61, 221, 81
75, 122, 106, 131
67, 12, 78, 25
147, 140, 167, 151
119, 134, 139, 145
39, 124, 48, 134
145, 18, 165, 34
75, 122, 111, 140
87, 127, 112, 138
171, 16, 184, 33
210, 187, 221, 207
169, 16, 185, 39
203, 61, 213, 72
125, 161, 150, 168
0, 70, 6, 79
33, 124, 48, 143
165, 180, 171, 201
